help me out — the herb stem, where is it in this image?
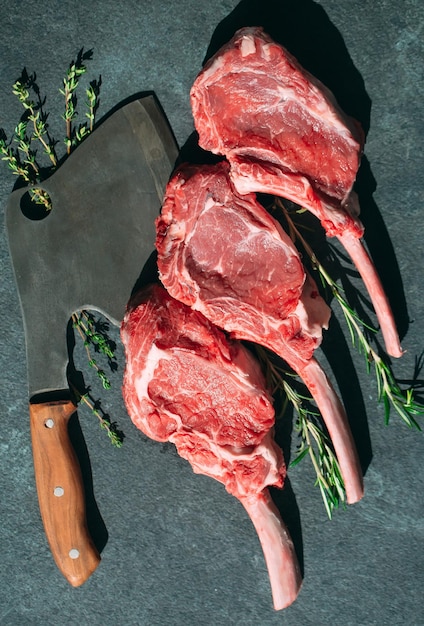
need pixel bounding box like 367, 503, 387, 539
254, 345, 346, 517
275, 198, 423, 430
70, 382, 123, 448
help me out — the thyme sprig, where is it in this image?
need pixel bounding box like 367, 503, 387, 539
1, 73, 55, 209
61, 58, 87, 153
85, 80, 101, 131
255, 346, 346, 517
70, 383, 124, 448
0, 131, 35, 182
275, 198, 424, 430
72, 311, 117, 390
12, 74, 58, 167
60, 50, 100, 152
0, 50, 98, 210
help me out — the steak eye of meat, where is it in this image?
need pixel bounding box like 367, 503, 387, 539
185, 200, 303, 317
148, 353, 274, 447
202, 75, 358, 201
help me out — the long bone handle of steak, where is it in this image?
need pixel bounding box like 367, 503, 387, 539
229, 163, 403, 360
240, 490, 302, 611
337, 231, 403, 358
242, 337, 364, 503
280, 192, 403, 360
297, 357, 364, 504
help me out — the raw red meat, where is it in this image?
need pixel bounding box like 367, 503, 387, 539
190, 26, 402, 358
121, 283, 302, 610
155, 161, 363, 504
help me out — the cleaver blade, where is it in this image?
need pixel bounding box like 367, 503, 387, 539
5, 95, 178, 586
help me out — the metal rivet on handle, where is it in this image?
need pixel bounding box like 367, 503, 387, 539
53, 486, 64, 497
44, 419, 55, 428
69, 549, 80, 559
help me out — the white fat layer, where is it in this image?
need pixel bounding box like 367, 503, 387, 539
293, 273, 331, 338
240, 34, 256, 57
199, 55, 225, 82
293, 298, 326, 339
262, 42, 272, 61
162, 222, 186, 254
134, 343, 173, 404
170, 429, 280, 495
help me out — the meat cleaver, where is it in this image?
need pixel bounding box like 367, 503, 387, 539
5, 95, 178, 586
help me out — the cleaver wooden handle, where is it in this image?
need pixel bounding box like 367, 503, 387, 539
29, 399, 100, 586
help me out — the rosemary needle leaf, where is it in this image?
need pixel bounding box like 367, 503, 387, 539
289, 446, 310, 467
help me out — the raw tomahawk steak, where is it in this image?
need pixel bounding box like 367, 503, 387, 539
121, 283, 302, 610
190, 26, 402, 358
155, 161, 363, 504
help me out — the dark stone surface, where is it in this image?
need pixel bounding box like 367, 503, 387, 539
1, 1, 423, 624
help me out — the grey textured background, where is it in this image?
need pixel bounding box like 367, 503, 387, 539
1, 1, 423, 624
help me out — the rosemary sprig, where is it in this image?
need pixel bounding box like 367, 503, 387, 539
255, 346, 346, 517
285, 380, 346, 519
275, 198, 424, 430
